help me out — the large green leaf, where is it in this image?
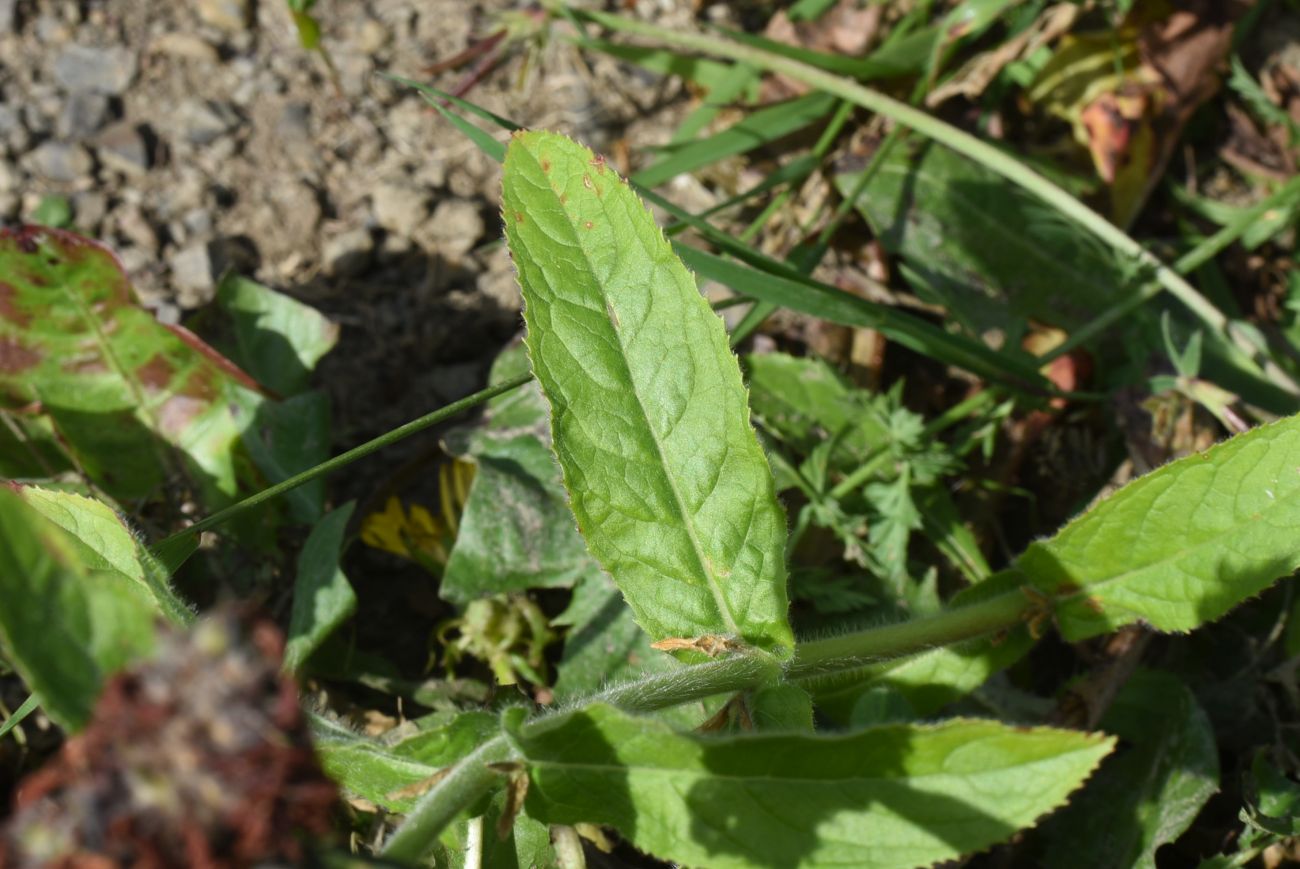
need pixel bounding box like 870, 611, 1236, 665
0, 226, 263, 505
0, 486, 158, 729
835, 141, 1125, 335
284, 502, 357, 673
513, 703, 1113, 869
1044, 670, 1218, 868
502, 131, 793, 652
17, 486, 192, 625
1018, 412, 1300, 640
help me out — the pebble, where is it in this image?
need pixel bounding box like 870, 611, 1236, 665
0, 0, 15, 33
72, 190, 108, 232
424, 199, 485, 261
178, 99, 238, 146
24, 141, 93, 183
321, 227, 374, 277
56, 91, 111, 141
169, 241, 215, 294
372, 182, 428, 236
195, 0, 251, 32
114, 206, 159, 253
95, 121, 151, 176
52, 44, 137, 95
150, 32, 221, 63
0, 103, 25, 147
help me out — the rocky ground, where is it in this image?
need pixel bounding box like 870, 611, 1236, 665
0, 0, 704, 455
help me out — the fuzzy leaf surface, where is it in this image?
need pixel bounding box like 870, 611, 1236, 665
513, 703, 1113, 869
0, 487, 158, 729
1018, 413, 1300, 639
502, 131, 792, 652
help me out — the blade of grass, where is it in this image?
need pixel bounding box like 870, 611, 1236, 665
154, 372, 533, 550
632, 91, 838, 188
581, 10, 1299, 397
0, 694, 38, 741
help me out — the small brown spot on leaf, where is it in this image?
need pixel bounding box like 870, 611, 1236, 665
514, 211, 525, 224
583, 221, 594, 230
582, 175, 593, 189
540, 158, 551, 172
0, 282, 30, 327
590, 155, 606, 174
0, 338, 41, 374
137, 353, 175, 391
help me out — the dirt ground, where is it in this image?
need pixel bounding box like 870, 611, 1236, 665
0, 0, 707, 464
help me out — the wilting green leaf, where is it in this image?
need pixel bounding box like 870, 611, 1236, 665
441, 345, 600, 602
1044, 670, 1217, 868
312, 710, 498, 813
502, 131, 793, 652
0, 226, 264, 506
0, 486, 158, 729
285, 503, 357, 673
18, 486, 192, 625
836, 141, 1124, 335
214, 273, 338, 396
513, 703, 1113, 869
1018, 412, 1300, 640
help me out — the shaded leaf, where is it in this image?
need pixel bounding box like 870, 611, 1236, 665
213, 273, 339, 397
1017, 412, 1300, 640
284, 502, 357, 673
1044, 670, 1218, 868
513, 703, 1113, 869
502, 131, 793, 652
835, 141, 1126, 335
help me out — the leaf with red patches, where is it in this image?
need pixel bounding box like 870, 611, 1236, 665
0, 226, 267, 508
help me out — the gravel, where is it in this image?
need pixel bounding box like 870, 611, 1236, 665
52, 44, 137, 95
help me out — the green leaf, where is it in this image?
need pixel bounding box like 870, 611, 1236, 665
1044, 670, 1218, 868
214, 273, 338, 396
746, 352, 885, 454
1018, 412, 1300, 640
239, 389, 331, 524
513, 703, 1113, 869
17, 486, 192, 625
835, 141, 1126, 335
553, 572, 666, 696
502, 131, 793, 652
312, 710, 498, 813
284, 502, 357, 673
0, 226, 264, 505
0, 486, 159, 729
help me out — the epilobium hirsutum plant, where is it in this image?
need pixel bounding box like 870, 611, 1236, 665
374, 130, 1300, 867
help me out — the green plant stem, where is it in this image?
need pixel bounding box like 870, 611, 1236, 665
581, 9, 1299, 396
382, 651, 782, 862
381, 734, 516, 863
788, 588, 1029, 678
156, 372, 533, 547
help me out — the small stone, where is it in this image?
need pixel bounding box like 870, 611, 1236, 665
52, 44, 137, 95
170, 242, 215, 295
115, 206, 159, 253
95, 121, 151, 176
372, 182, 428, 236
356, 18, 389, 54
56, 91, 110, 141
72, 190, 108, 231
0, 0, 17, 33
424, 199, 485, 261
0, 161, 18, 194
276, 101, 312, 141
179, 99, 238, 146
182, 208, 214, 238
150, 32, 221, 63
321, 227, 373, 277
0, 104, 24, 146
24, 141, 93, 183
196, 0, 250, 31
